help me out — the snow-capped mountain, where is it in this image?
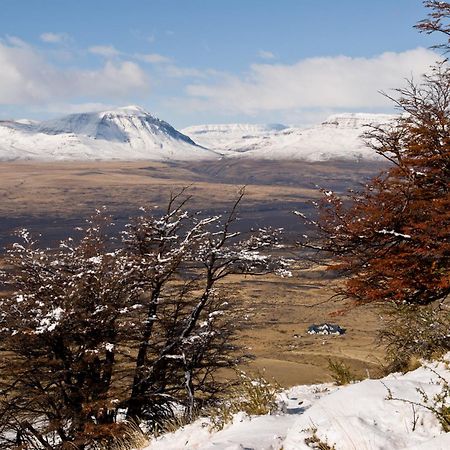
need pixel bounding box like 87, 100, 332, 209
0, 106, 217, 161
181, 123, 288, 153
0, 108, 395, 162
182, 113, 396, 161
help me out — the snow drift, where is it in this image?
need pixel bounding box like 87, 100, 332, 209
144, 358, 450, 450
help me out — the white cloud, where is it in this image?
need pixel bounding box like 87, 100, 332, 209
0, 40, 149, 105
133, 53, 213, 79
258, 50, 275, 59
32, 102, 116, 115
135, 53, 171, 64
6, 35, 28, 47
40, 32, 70, 44
88, 45, 121, 58
184, 48, 440, 116
164, 65, 208, 78
75, 61, 149, 97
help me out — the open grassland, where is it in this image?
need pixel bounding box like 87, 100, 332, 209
0, 159, 383, 242
227, 268, 384, 386
0, 159, 385, 385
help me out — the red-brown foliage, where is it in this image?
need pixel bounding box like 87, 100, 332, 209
415, 1, 450, 51
301, 65, 450, 306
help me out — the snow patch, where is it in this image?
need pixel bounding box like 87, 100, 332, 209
142, 358, 450, 450
0, 109, 397, 162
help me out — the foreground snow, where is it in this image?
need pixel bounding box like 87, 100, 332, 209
143, 358, 450, 449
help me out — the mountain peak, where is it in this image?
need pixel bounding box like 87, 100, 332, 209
0, 105, 220, 161
322, 112, 396, 128
107, 105, 149, 116
36, 106, 194, 146
0, 110, 400, 162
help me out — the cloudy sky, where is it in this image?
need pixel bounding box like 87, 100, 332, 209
0, 0, 443, 127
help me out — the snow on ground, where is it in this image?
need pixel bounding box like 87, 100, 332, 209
182, 113, 396, 162
0, 109, 396, 162
0, 106, 218, 161
142, 358, 450, 450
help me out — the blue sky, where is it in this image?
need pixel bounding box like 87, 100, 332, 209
0, 0, 443, 127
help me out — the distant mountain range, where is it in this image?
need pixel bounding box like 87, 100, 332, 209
0, 106, 217, 161
0, 106, 395, 162
182, 113, 395, 161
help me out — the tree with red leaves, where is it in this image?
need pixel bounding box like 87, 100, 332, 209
299, 63, 450, 306
415, 1, 450, 51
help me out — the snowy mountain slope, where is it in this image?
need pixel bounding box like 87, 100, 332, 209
0, 106, 218, 161
182, 113, 396, 161
182, 123, 288, 153
0, 109, 396, 162
37, 106, 196, 145
144, 358, 450, 450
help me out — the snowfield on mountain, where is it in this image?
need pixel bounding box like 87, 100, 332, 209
182, 113, 396, 161
0, 106, 217, 161
0, 107, 395, 162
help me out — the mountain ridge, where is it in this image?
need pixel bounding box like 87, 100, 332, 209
182, 112, 396, 161
0, 106, 217, 161
0, 108, 396, 162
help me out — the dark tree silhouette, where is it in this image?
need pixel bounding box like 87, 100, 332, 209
0, 193, 288, 449
415, 1, 450, 51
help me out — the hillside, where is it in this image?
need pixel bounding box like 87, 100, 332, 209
0, 106, 217, 161
0, 109, 395, 162
144, 357, 450, 450
182, 113, 396, 161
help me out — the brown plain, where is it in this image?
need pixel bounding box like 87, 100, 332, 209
0, 159, 387, 386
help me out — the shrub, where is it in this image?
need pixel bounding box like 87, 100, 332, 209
209, 371, 281, 431
327, 359, 359, 385
380, 303, 450, 373
0, 192, 288, 449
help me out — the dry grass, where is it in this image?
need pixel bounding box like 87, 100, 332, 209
0, 160, 386, 387
304, 426, 337, 449
209, 370, 281, 431
229, 268, 384, 386
104, 422, 149, 450
327, 359, 360, 385
0, 160, 321, 219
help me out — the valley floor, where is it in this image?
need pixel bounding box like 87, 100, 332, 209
0, 159, 386, 385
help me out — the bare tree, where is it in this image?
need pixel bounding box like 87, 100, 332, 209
0, 192, 288, 448
123, 189, 287, 423
415, 1, 450, 51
